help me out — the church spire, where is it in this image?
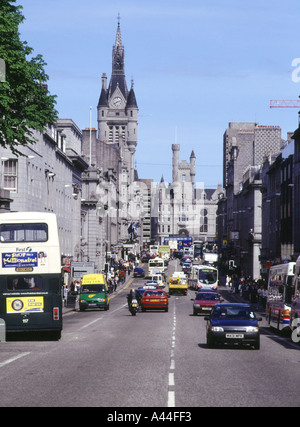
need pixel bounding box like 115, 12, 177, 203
115, 13, 123, 48
112, 14, 125, 75
108, 14, 128, 99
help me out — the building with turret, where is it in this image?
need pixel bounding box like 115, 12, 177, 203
153, 145, 223, 246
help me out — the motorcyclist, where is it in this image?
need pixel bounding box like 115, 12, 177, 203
127, 289, 137, 307
127, 289, 139, 315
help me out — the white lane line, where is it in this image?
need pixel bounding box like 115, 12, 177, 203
78, 303, 128, 331
79, 318, 103, 330
0, 352, 31, 368
167, 304, 176, 407
168, 391, 175, 407
169, 372, 175, 386
111, 303, 128, 314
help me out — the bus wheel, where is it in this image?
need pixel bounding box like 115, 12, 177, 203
48, 331, 61, 341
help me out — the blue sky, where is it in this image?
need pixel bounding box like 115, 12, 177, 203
18, 0, 300, 187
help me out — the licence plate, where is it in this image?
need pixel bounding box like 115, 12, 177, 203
202, 307, 212, 310
132, 304, 137, 307
151, 299, 160, 302
226, 333, 244, 339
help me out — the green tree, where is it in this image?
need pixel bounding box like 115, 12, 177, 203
0, 0, 58, 155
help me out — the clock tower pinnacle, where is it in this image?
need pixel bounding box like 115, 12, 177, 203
97, 18, 138, 184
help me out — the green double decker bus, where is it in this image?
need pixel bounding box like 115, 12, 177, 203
0, 212, 63, 340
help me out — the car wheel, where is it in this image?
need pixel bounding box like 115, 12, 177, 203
254, 338, 260, 350
207, 334, 215, 348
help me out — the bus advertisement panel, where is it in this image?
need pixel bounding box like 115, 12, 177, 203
266, 262, 295, 332
290, 256, 300, 335
0, 212, 62, 340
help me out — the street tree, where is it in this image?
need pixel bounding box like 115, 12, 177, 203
0, 0, 58, 155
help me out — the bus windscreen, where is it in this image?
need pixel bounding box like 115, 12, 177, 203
0, 223, 48, 243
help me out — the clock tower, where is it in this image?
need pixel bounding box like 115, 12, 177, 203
97, 18, 138, 185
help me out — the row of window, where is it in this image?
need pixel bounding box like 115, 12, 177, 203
157, 223, 208, 233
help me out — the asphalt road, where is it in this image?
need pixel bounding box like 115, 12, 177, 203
1, 259, 300, 408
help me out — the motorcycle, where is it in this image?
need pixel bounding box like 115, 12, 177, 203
129, 298, 139, 316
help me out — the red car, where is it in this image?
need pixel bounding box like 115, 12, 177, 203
141, 290, 169, 312
192, 292, 223, 316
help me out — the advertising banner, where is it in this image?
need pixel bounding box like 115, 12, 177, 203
2, 252, 48, 269
6, 297, 44, 314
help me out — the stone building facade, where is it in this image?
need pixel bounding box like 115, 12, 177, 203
0, 121, 88, 263
153, 144, 223, 245
220, 121, 285, 277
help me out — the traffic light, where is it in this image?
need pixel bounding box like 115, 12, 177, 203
229, 260, 235, 270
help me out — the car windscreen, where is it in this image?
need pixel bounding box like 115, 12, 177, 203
143, 291, 165, 297
196, 293, 219, 300
81, 284, 106, 293
212, 306, 255, 319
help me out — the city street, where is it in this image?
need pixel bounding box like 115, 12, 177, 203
0, 260, 300, 408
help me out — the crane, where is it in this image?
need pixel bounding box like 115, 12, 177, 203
270, 99, 300, 108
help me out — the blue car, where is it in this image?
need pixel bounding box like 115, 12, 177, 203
133, 267, 145, 278
205, 303, 262, 349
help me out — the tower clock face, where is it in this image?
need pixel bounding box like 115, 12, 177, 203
113, 97, 122, 107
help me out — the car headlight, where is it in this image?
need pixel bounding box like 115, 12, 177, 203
98, 298, 105, 302
194, 304, 200, 308
211, 326, 224, 332
245, 326, 259, 333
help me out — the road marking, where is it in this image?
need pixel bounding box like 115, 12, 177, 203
79, 318, 103, 330
168, 304, 176, 407
111, 303, 128, 314
168, 391, 175, 407
169, 372, 175, 387
0, 352, 31, 368
78, 304, 128, 331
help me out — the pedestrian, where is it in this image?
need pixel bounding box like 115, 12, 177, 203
226, 275, 230, 287
250, 283, 257, 304
74, 280, 81, 294
63, 285, 68, 306
262, 286, 268, 308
